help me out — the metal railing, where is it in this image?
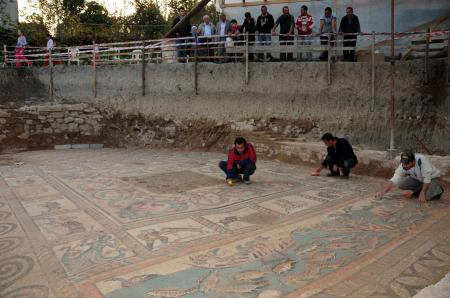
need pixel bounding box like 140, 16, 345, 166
2, 30, 449, 100
3, 30, 449, 67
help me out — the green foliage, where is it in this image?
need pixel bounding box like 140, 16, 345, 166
79, 1, 111, 25
14, 0, 211, 47
167, 0, 217, 26
63, 0, 85, 16
19, 20, 49, 47
126, 0, 168, 39
0, 27, 16, 51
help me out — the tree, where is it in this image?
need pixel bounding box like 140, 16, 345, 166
126, 0, 168, 39
63, 0, 85, 16
167, 0, 217, 26
79, 1, 111, 25
0, 0, 17, 48
19, 21, 49, 47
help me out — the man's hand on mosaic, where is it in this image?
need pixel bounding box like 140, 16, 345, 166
374, 191, 384, 200
418, 192, 427, 204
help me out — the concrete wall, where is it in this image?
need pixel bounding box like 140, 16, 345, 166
2, 59, 449, 154
0, 0, 18, 28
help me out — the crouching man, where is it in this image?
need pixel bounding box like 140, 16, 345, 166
375, 150, 444, 203
219, 137, 256, 185
311, 133, 358, 178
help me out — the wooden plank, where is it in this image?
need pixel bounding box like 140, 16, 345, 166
411, 39, 445, 45
374, 12, 450, 48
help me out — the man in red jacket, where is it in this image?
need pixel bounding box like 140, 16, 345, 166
219, 137, 257, 185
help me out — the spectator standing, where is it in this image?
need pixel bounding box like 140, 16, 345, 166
216, 12, 231, 62
44, 34, 54, 67
172, 7, 192, 63
240, 12, 256, 61
272, 6, 295, 61
339, 7, 361, 62
296, 5, 314, 61
256, 5, 274, 61
319, 7, 337, 61
197, 15, 216, 61
15, 29, 32, 68
227, 19, 242, 62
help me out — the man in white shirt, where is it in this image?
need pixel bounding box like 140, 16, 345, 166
375, 150, 444, 203
46, 34, 54, 50
216, 12, 230, 62
198, 15, 216, 61
44, 34, 54, 66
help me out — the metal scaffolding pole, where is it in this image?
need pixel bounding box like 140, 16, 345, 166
389, 0, 396, 156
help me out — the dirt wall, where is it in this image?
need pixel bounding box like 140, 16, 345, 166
2, 59, 449, 154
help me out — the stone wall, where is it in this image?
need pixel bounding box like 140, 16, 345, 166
0, 103, 103, 150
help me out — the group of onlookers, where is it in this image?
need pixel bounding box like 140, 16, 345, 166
172, 5, 361, 62
14, 29, 56, 68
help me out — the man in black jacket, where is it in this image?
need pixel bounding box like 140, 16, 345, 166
311, 133, 358, 178
256, 5, 274, 61
241, 12, 256, 61
172, 7, 192, 62
272, 6, 295, 61
339, 7, 361, 62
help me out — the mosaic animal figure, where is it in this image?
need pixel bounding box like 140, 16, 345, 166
110, 274, 159, 288
146, 285, 197, 298
60, 235, 127, 266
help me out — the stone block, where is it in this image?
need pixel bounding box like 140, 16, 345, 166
43, 127, 53, 134
51, 112, 65, 118
71, 144, 90, 149
54, 144, 71, 150
64, 117, 74, 123
79, 124, 92, 131
68, 123, 78, 131
37, 105, 64, 112
26, 119, 33, 125
68, 104, 86, 111
0, 118, 7, 124
89, 144, 104, 149
83, 107, 96, 113
74, 118, 85, 124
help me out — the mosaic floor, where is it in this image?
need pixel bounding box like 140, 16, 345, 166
0, 148, 449, 298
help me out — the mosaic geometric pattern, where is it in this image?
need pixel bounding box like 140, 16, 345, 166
0, 148, 448, 298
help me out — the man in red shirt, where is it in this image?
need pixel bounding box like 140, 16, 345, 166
219, 137, 257, 185
296, 5, 314, 61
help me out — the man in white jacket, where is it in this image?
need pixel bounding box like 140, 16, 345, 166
375, 150, 444, 203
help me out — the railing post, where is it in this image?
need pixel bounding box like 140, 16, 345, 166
425, 27, 430, 84
49, 49, 54, 100
370, 31, 375, 112
194, 36, 198, 95
3, 45, 7, 67
141, 41, 146, 96
327, 33, 331, 85
245, 32, 249, 85
92, 44, 97, 98
447, 32, 450, 85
